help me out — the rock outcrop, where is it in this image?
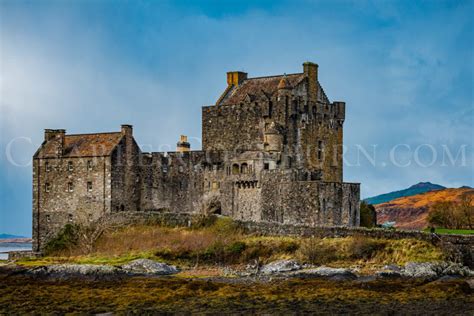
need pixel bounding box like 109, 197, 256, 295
260, 260, 301, 274
121, 259, 178, 275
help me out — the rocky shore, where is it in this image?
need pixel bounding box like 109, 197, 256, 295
1, 259, 473, 314
1, 259, 473, 284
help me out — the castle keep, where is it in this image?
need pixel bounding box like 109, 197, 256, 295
32, 62, 360, 251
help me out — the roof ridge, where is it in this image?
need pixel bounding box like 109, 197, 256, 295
246, 72, 303, 80
66, 132, 122, 137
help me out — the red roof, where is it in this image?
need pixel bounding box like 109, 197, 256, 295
218, 73, 305, 105
36, 132, 123, 158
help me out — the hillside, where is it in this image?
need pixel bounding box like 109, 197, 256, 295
0, 234, 25, 239
375, 187, 474, 230
365, 182, 445, 205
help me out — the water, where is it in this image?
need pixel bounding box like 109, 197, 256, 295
0, 242, 32, 260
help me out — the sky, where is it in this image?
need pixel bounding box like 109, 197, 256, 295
0, 0, 473, 236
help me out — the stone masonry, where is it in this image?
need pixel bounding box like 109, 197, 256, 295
32, 61, 360, 251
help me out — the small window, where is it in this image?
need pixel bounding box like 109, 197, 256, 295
87, 160, 93, 171
264, 163, 270, 170
68, 214, 73, 222
241, 163, 248, 174
67, 182, 74, 192
45, 183, 51, 192
68, 161, 73, 171
87, 181, 93, 192
88, 213, 93, 221
232, 164, 240, 175
46, 214, 51, 222
318, 141, 323, 160
45, 162, 51, 172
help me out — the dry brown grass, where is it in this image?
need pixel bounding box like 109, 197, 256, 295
94, 226, 219, 256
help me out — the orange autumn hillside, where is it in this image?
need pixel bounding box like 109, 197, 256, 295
375, 188, 474, 230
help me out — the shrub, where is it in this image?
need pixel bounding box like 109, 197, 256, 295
348, 236, 386, 260
43, 224, 79, 255
227, 241, 246, 255
296, 238, 339, 264
360, 201, 377, 228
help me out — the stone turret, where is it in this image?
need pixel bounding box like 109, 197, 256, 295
264, 122, 282, 152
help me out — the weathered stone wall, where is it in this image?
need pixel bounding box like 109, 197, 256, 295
110, 129, 141, 213
32, 156, 112, 251
139, 151, 208, 214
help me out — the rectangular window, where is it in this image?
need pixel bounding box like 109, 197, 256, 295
46, 214, 51, 222
318, 141, 323, 160
87, 181, 93, 192
45, 183, 51, 192
68, 214, 73, 222
68, 161, 73, 171
67, 182, 74, 192
87, 160, 93, 171
264, 163, 270, 170
45, 162, 51, 172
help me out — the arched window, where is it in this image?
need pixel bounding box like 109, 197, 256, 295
232, 164, 240, 175
241, 163, 248, 174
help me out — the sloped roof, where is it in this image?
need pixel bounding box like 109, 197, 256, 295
218, 73, 305, 105
36, 132, 123, 158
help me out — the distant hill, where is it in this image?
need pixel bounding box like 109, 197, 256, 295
375, 187, 474, 230
365, 182, 445, 205
0, 233, 26, 239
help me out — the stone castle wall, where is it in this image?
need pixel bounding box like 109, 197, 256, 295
32, 156, 112, 252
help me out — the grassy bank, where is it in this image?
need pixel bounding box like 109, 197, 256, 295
424, 228, 474, 235
17, 218, 444, 273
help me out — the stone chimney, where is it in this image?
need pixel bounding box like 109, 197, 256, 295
44, 129, 65, 142
176, 135, 190, 152
227, 71, 248, 86
44, 129, 65, 156
121, 124, 133, 138
303, 62, 318, 102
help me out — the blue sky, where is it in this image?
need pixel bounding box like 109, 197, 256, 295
1, 0, 473, 236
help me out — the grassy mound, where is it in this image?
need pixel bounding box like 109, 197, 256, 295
18, 218, 444, 271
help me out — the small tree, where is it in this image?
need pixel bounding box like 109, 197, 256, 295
360, 201, 377, 228
428, 196, 474, 229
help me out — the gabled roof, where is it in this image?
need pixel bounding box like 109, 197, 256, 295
217, 73, 306, 105
35, 132, 123, 158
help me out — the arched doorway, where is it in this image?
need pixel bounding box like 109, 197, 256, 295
207, 200, 222, 215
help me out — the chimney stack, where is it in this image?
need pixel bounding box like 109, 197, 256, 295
303, 61, 318, 102
226, 71, 248, 86
44, 129, 65, 156
176, 135, 190, 152
121, 124, 133, 138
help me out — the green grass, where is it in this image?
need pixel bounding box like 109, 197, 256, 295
424, 228, 474, 235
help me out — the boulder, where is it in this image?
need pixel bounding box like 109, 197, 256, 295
292, 266, 357, 280
28, 264, 122, 279
121, 259, 178, 275
382, 264, 401, 272
402, 262, 439, 279
402, 262, 474, 280
260, 260, 301, 274
375, 270, 402, 278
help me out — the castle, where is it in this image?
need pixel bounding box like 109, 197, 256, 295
32, 62, 360, 251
